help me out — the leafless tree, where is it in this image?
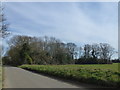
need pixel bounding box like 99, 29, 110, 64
99, 43, 115, 60
0, 3, 10, 38
91, 43, 100, 59
83, 44, 91, 58
67, 43, 77, 60
79, 46, 83, 58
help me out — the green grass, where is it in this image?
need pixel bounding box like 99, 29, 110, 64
70, 63, 119, 72
19, 63, 120, 87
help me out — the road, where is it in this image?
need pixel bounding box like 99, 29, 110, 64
3, 66, 102, 88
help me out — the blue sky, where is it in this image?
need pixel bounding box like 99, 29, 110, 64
2, 2, 118, 58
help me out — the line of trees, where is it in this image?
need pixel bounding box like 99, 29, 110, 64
2, 35, 116, 66
76, 43, 115, 64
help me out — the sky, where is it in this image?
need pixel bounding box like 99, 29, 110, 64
2, 2, 118, 58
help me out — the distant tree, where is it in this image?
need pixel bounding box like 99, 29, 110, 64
91, 44, 100, 59
78, 46, 83, 58
67, 43, 77, 59
20, 43, 33, 64
83, 44, 91, 58
7, 35, 32, 65
7, 46, 21, 66
99, 43, 115, 60
112, 59, 120, 63
76, 43, 115, 64
5, 35, 116, 65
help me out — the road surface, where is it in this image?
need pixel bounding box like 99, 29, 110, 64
3, 66, 102, 88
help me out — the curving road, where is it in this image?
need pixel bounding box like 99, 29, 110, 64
3, 66, 102, 88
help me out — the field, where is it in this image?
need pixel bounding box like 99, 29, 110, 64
19, 63, 120, 87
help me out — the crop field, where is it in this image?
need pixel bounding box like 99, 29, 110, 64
20, 63, 120, 87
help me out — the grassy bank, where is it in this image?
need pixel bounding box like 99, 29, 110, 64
19, 63, 120, 87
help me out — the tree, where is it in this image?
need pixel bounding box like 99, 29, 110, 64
78, 46, 83, 58
67, 43, 77, 59
99, 43, 115, 60
20, 43, 33, 64
76, 43, 115, 64
91, 44, 100, 59
7, 45, 21, 66
0, 4, 10, 38
83, 44, 91, 58
6, 35, 33, 65
0, 4, 10, 65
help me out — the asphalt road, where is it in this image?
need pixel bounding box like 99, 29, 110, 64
3, 66, 102, 88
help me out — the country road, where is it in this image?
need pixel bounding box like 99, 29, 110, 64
3, 66, 103, 88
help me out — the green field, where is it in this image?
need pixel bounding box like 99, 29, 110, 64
20, 63, 120, 87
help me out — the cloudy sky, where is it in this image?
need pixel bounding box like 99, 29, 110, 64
3, 2, 118, 58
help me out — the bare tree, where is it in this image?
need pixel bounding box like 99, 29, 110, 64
83, 44, 91, 58
91, 43, 100, 59
99, 43, 115, 60
0, 3, 10, 64
79, 46, 83, 58
0, 3, 10, 38
67, 43, 77, 60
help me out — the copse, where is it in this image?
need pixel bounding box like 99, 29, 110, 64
76, 43, 115, 64
3, 35, 116, 66
3, 35, 76, 66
